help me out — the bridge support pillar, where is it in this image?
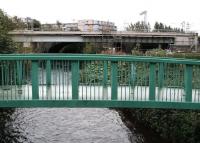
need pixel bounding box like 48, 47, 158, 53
158, 44, 162, 49
194, 34, 198, 52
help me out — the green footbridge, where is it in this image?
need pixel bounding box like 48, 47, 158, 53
0, 54, 200, 109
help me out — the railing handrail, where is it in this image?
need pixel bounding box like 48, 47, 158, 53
0, 54, 200, 65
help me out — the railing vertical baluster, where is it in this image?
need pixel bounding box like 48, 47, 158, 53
111, 61, 118, 100
72, 61, 79, 100
46, 60, 51, 86
149, 63, 156, 100
32, 60, 39, 100
17, 61, 22, 85
158, 63, 164, 100
103, 61, 108, 88
185, 64, 192, 102
158, 63, 164, 88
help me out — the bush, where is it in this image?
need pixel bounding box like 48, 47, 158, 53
126, 48, 200, 143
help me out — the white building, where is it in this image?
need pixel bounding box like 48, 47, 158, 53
78, 20, 117, 32
62, 23, 79, 31
41, 19, 117, 32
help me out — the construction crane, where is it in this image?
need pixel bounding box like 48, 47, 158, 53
140, 10, 147, 25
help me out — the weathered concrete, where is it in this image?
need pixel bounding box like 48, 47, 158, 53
9, 31, 199, 51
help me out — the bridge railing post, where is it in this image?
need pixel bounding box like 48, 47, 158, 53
111, 61, 118, 100
184, 64, 192, 102
72, 61, 79, 100
46, 60, 51, 86
31, 60, 39, 100
149, 63, 156, 101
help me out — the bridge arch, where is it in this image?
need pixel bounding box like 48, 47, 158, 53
37, 42, 85, 53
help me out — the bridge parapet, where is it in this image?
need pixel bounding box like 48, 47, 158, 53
0, 54, 200, 109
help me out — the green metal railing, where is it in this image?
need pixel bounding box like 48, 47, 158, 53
0, 54, 200, 109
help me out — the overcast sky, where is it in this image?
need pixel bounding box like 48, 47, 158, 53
1, 0, 200, 32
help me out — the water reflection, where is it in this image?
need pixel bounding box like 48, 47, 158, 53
0, 108, 135, 143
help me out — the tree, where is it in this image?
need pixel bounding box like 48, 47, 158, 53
126, 21, 150, 32
56, 20, 62, 30
25, 17, 41, 30
12, 16, 26, 30
32, 19, 41, 30
0, 9, 16, 53
153, 21, 184, 33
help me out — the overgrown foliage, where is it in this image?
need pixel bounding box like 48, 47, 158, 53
123, 109, 200, 143
0, 9, 16, 53
126, 21, 150, 32
126, 21, 184, 33
153, 22, 184, 33
125, 49, 200, 143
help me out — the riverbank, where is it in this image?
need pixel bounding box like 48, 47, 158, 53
116, 49, 200, 143
116, 108, 170, 143
117, 108, 200, 143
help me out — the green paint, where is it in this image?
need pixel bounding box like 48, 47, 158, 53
0, 100, 199, 109
111, 62, 118, 100
31, 61, 39, 99
46, 60, 51, 86
1, 54, 200, 66
149, 63, 155, 100
158, 63, 164, 88
17, 61, 22, 85
72, 61, 79, 100
103, 61, 108, 87
0, 54, 199, 109
185, 65, 192, 102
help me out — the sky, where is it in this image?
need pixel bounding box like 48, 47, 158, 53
1, 0, 200, 33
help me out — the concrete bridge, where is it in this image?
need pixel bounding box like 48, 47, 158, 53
9, 31, 199, 51
0, 54, 200, 109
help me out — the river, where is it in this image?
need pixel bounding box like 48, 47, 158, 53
0, 63, 155, 143
0, 108, 141, 143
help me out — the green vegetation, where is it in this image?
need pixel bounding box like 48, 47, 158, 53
126, 21, 184, 33
153, 22, 184, 32
0, 9, 42, 53
121, 48, 200, 143
126, 21, 150, 32
120, 109, 200, 143
0, 9, 16, 53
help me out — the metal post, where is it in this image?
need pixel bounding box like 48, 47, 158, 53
158, 63, 164, 89
149, 63, 156, 100
17, 61, 22, 85
158, 63, 164, 99
46, 60, 51, 86
72, 61, 79, 100
103, 61, 108, 88
32, 61, 39, 99
185, 65, 192, 102
111, 61, 118, 100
